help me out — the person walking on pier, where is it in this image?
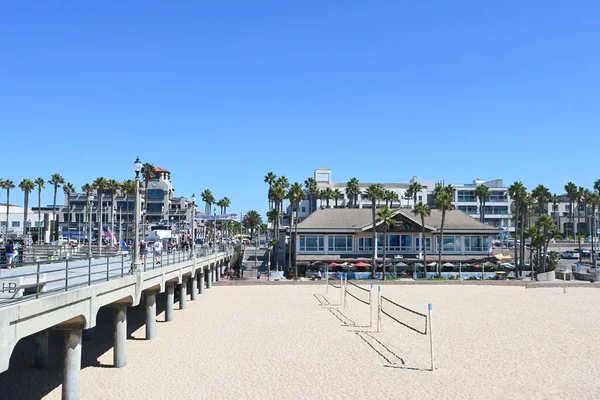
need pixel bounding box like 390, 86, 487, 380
5, 240, 15, 268
153, 240, 163, 264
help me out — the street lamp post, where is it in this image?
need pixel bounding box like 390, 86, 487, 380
213, 208, 217, 245
88, 194, 94, 257
132, 156, 143, 273
191, 194, 196, 265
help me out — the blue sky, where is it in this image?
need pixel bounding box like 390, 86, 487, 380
2, 1, 599, 216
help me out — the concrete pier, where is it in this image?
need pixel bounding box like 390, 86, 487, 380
62, 329, 82, 400
199, 272, 205, 294
207, 267, 213, 289
145, 291, 157, 340
190, 276, 197, 301
34, 329, 49, 369
113, 306, 127, 368
165, 283, 175, 322
179, 277, 188, 309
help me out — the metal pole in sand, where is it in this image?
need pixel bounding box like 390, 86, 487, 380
340, 273, 343, 305
428, 303, 435, 371
377, 286, 381, 333
343, 273, 347, 308
369, 283, 373, 328
325, 267, 328, 295
563, 267, 567, 294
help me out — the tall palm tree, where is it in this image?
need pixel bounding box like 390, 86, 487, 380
508, 182, 526, 276
287, 182, 305, 275
270, 184, 286, 271
221, 197, 231, 214
345, 177, 360, 208
474, 184, 490, 223
531, 184, 551, 218
333, 189, 342, 208
589, 192, 599, 267
364, 184, 383, 276
63, 182, 76, 239
435, 187, 455, 275
536, 214, 557, 273
576, 186, 586, 258
565, 182, 578, 239
93, 177, 108, 251
48, 174, 65, 242
304, 178, 317, 213
121, 180, 136, 241
413, 201, 431, 274
377, 206, 395, 280
19, 179, 35, 239
216, 199, 224, 214
383, 190, 399, 209
264, 172, 277, 209
34, 177, 46, 243
201, 189, 215, 216
141, 163, 156, 190
1, 179, 15, 236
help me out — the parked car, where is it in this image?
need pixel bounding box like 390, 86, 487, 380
561, 251, 579, 259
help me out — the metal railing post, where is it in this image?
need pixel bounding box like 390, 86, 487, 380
36, 262, 41, 299
121, 255, 124, 277
106, 256, 109, 281
65, 259, 69, 291
88, 257, 92, 285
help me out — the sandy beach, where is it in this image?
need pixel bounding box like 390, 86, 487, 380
2, 283, 600, 399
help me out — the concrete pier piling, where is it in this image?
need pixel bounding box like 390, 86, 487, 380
62, 329, 82, 400
190, 276, 197, 301
179, 277, 188, 309
165, 283, 175, 322
114, 306, 127, 368
145, 292, 157, 340
199, 272, 205, 294
34, 329, 49, 369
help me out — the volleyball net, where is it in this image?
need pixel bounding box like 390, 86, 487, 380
380, 295, 427, 335
345, 280, 371, 306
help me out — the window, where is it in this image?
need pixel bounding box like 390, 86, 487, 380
388, 234, 400, 251
301, 207, 306, 213
11, 221, 20, 227
457, 191, 477, 202
148, 203, 163, 212
483, 206, 508, 215
465, 236, 489, 252
328, 235, 353, 252
400, 234, 412, 251
358, 237, 372, 251
488, 192, 508, 202
437, 236, 461, 252
146, 189, 165, 199
458, 206, 478, 214
316, 173, 329, 183
415, 237, 432, 251
418, 195, 422, 201
299, 235, 325, 252
0, 221, 6, 227
34, 221, 42, 227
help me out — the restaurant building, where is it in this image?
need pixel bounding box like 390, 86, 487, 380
293, 208, 501, 265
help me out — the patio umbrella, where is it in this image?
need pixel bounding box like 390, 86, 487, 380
394, 255, 404, 259
396, 262, 407, 267
414, 262, 424, 267
329, 262, 342, 267
500, 262, 515, 269
442, 262, 455, 267
472, 263, 482, 268
427, 262, 437, 267
483, 261, 496, 268
355, 261, 370, 267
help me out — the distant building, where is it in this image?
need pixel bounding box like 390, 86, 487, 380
0, 203, 44, 237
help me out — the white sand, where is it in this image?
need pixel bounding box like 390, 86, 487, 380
43, 284, 600, 399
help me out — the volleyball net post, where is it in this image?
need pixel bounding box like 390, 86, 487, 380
428, 303, 435, 371
377, 286, 382, 333
369, 284, 373, 328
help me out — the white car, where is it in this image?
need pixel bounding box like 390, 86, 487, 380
561, 251, 579, 259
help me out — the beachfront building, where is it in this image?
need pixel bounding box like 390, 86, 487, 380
546, 193, 590, 237
292, 208, 501, 266
0, 203, 44, 237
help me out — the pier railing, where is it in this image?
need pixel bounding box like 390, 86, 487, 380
0, 244, 232, 307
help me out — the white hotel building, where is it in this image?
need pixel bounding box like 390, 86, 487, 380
292, 167, 514, 233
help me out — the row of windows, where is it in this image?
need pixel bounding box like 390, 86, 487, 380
457, 191, 508, 203
298, 235, 489, 253
457, 206, 509, 215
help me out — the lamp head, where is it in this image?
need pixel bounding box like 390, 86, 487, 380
191, 193, 196, 203
133, 156, 143, 178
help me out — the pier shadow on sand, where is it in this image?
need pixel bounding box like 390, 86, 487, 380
0, 291, 179, 398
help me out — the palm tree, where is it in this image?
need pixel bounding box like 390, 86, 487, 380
277, 176, 290, 209
264, 172, 277, 209
266, 208, 280, 269
536, 214, 557, 273
121, 180, 136, 241
19, 179, 35, 239
242, 210, 262, 241
93, 177, 108, 251
216, 199, 224, 214
576, 186, 586, 258
63, 182, 76, 239
304, 177, 317, 213
377, 206, 395, 280
287, 182, 305, 275
221, 197, 231, 214
531, 184, 551, 217
565, 182, 578, 239
270, 184, 286, 271
435, 186, 455, 275
383, 190, 399, 209
508, 182, 526, 276
323, 187, 334, 208
34, 177, 45, 243
333, 189, 342, 207
413, 201, 431, 274
525, 225, 544, 273
407, 182, 423, 208
589, 192, 599, 267
474, 184, 490, 223
345, 177, 360, 208
201, 189, 215, 216
364, 184, 383, 276
48, 174, 65, 242
141, 163, 156, 190
550, 193, 560, 228
1, 179, 15, 236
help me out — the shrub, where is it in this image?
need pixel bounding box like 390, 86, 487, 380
447, 275, 456, 280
